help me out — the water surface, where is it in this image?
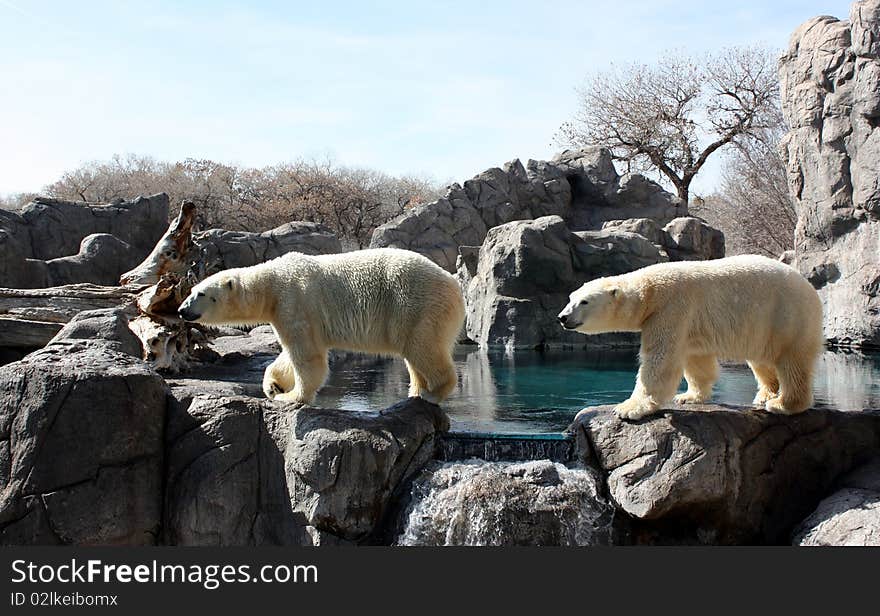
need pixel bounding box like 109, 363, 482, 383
313, 347, 880, 434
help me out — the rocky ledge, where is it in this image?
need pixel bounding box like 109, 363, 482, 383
1, 310, 879, 546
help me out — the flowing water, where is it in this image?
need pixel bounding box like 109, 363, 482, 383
313, 346, 880, 434
395, 460, 615, 546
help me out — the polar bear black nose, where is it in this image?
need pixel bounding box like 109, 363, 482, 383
558, 315, 568, 325
179, 305, 199, 322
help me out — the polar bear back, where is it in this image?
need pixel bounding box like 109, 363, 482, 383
249, 248, 464, 354
628, 255, 823, 362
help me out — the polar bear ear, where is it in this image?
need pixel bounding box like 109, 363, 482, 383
225, 280, 234, 290
608, 286, 619, 297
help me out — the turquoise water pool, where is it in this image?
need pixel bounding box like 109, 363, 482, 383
313, 347, 880, 433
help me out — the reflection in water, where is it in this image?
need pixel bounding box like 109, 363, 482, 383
313, 347, 880, 434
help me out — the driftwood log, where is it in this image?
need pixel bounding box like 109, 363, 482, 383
120, 200, 204, 373
0, 284, 138, 348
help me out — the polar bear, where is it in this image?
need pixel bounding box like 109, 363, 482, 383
557, 255, 823, 421
178, 248, 465, 406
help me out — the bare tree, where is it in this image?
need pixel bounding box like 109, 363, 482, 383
0, 192, 35, 212
692, 121, 796, 257
42, 155, 440, 247
557, 46, 780, 204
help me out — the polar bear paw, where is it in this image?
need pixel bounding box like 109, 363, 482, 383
614, 398, 660, 421
263, 380, 285, 400
752, 387, 778, 407
764, 397, 809, 416
673, 391, 710, 405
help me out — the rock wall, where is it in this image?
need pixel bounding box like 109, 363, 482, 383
780, 0, 880, 348
0, 194, 169, 288
793, 457, 880, 545
371, 148, 689, 273
461, 215, 722, 349
570, 404, 880, 544
0, 309, 167, 544
2, 316, 879, 546
372, 149, 723, 349
195, 221, 342, 274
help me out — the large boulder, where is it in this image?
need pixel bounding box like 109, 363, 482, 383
463, 216, 665, 348
162, 384, 449, 545
195, 221, 342, 273
0, 194, 169, 288
569, 405, 880, 544
0, 310, 167, 545
396, 460, 614, 546
163, 395, 306, 546
43, 234, 142, 287
286, 399, 449, 542
792, 457, 880, 545
662, 217, 725, 261
0, 285, 139, 354
780, 1, 880, 348
371, 149, 688, 272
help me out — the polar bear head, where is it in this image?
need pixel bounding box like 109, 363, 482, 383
178, 270, 254, 326
558, 277, 638, 334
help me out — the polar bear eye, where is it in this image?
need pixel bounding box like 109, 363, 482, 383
580, 300, 589, 306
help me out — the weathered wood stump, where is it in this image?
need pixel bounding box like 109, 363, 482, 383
0, 284, 138, 348
121, 201, 204, 373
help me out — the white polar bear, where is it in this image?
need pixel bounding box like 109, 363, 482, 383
178, 248, 465, 406
557, 255, 823, 421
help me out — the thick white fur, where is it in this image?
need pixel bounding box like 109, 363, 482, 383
558, 255, 824, 420
179, 248, 465, 406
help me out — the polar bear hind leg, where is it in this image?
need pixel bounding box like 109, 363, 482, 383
403, 326, 458, 404
405, 346, 457, 404
405, 359, 428, 398
273, 350, 329, 406
673, 354, 719, 405
765, 353, 814, 415
263, 352, 296, 399
748, 361, 780, 407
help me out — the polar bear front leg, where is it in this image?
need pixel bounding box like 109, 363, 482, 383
673, 354, 719, 405
263, 352, 296, 399
615, 342, 683, 421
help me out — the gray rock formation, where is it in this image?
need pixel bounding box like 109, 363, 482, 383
780, 1, 880, 348
792, 457, 880, 545
3, 313, 880, 546
0, 309, 167, 545
0, 285, 139, 353
163, 392, 448, 545
0, 194, 169, 289
372, 149, 721, 349
164, 395, 304, 546
569, 405, 880, 544
395, 460, 614, 546
661, 217, 725, 261
286, 399, 449, 542
372, 148, 688, 272
196, 221, 342, 274
463, 216, 664, 348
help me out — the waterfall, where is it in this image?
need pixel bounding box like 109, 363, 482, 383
439, 433, 575, 463
395, 460, 615, 546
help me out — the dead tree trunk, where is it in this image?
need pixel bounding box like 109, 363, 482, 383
122, 201, 205, 373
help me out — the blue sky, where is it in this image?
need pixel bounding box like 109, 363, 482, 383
0, 0, 853, 195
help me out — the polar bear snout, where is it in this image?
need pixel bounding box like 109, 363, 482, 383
178, 297, 201, 322
557, 311, 580, 330
178, 304, 200, 322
